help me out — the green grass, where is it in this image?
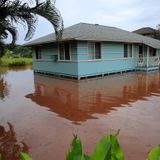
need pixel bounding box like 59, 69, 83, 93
0, 57, 32, 67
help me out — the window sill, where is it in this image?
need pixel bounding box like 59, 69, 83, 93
33, 57, 135, 63
57, 60, 76, 63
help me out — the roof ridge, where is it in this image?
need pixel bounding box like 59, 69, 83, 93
80, 22, 117, 28
24, 22, 160, 49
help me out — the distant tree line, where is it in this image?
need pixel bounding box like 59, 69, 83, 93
4, 44, 32, 58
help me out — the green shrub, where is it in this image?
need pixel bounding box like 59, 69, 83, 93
0, 57, 32, 67
3, 49, 13, 58
12, 55, 21, 58
66, 132, 124, 160
147, 144, 160, 160
20, 152, 32, 160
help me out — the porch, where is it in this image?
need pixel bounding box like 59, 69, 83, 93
136, 56, 160, 71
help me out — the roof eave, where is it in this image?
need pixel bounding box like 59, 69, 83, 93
23, 38, 77, 47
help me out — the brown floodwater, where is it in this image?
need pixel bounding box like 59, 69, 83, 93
0, 67, 160, 160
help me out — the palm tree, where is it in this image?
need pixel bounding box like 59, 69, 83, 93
0, 0, 63, 57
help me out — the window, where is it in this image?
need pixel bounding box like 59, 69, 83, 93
139, 45, 143, 58
149, 47, 156, 57
35, 47, 42, 59
59, 43, 64, 60
88, 42, 95, 59
64, 42, 70, 60
124, 44, 128, 58
124, 44, 132, 58
129, 44, 132, 57
95, 42, 101, 59
88, 42, 101, 59
59, 42, 71, 60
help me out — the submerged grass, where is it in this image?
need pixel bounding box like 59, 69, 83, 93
0, 57, 32, 67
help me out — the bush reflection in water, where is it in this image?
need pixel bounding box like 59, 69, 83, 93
0, 123, 29, 160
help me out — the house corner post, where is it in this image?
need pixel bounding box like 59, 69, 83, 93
147, 46, 149, 67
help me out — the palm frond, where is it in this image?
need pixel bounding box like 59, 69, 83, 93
10, 1, 38, 41
6, 26, 17, 45
0, 0, 63, 44
31, 0, 63, 40
0, 19, 17, 44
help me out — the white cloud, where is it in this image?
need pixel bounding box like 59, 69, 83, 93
5, 0, 160, 44
55, 0, 160, 30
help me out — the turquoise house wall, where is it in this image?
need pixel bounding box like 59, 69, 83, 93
32, 43, 78, 77
102, 42, 124, 59
77, 41, 89, 60
77, 41, 137, 78
33, 61, 78, 77
77, 59, 137, 78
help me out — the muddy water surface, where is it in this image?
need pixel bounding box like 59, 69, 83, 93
0, 67, 160, 160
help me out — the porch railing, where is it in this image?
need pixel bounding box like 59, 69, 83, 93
137, 56, 160, 67
148, 57, 160, 66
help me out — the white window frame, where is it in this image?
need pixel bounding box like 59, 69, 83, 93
88, 42, 102, 60
58, 42, 71, 61
124, 43, 133, 58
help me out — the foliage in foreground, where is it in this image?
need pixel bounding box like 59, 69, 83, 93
0, 134, 160, 160
20, 152, 32, 160
66, 134, 160, 160
66, 133, 124, 160
0, 152, 33, 160
147, 145, 160, 160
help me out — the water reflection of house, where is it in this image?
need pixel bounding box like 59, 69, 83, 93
26, 72, 160, 124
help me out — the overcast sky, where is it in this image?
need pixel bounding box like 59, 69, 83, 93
8, 0, 160, 44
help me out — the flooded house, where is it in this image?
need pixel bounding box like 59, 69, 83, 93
25, 23, 160, 79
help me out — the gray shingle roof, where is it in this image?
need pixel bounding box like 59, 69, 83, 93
24, 23, 160, 49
